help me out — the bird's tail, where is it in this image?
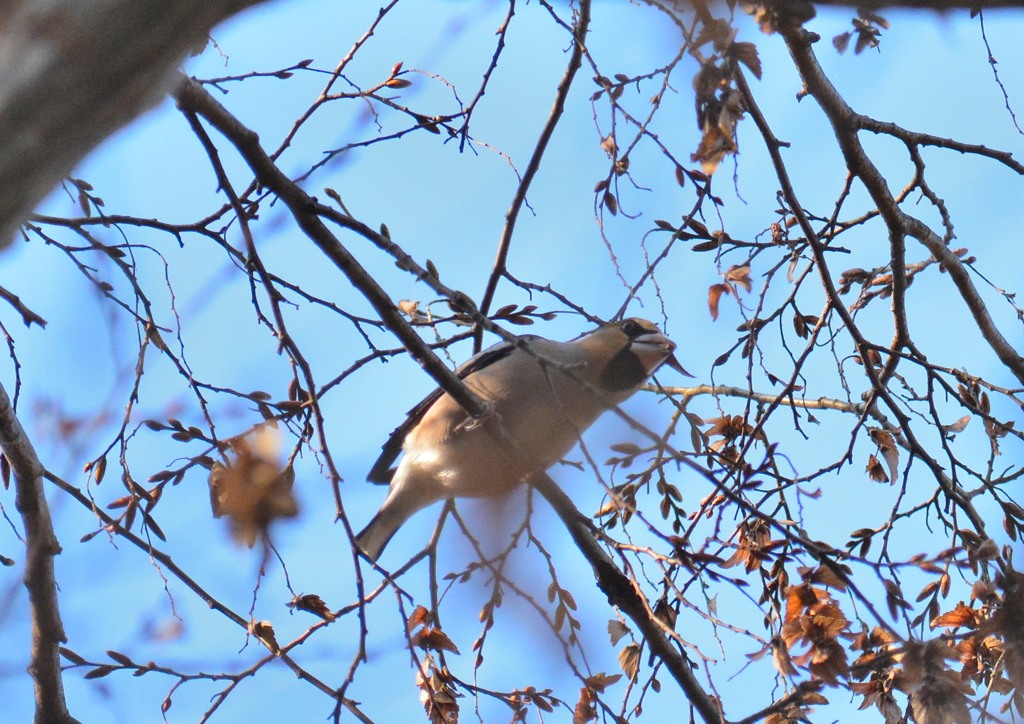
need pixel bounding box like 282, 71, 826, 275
355, 485, 430, 562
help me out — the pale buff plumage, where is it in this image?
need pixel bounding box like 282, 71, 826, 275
356, 318, 687, 561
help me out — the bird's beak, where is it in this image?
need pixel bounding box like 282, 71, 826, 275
661, 352, 694, 378
634, 332, 694, 378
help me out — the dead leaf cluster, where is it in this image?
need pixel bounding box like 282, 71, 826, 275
208, 425, 297, 547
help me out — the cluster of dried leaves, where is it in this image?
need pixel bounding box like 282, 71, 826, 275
742, 553, 1024, 724
208, 425, 298, 547
407, 606, 462, 724
689, 18, 761, 174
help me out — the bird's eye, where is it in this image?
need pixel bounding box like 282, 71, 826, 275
621, 319, 642, 337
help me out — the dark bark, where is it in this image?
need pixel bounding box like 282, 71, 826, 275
0, 0, 269, 246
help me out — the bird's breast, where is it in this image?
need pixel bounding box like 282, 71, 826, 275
400, 348, 607, 497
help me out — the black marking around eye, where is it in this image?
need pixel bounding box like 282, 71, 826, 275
620, 319, 642, 337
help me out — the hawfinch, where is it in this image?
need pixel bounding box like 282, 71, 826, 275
355, 318, 686, 561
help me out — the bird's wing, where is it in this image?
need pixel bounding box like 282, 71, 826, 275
366, 337, 527, 484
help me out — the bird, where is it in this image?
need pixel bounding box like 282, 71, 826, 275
355, 317, 688, 561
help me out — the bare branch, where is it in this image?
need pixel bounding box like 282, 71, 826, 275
530, 472, 725, 724
173, 75, 493, 423
478, 0, 592, 327
0, 382, 78, 723
781, 27, 1024, 385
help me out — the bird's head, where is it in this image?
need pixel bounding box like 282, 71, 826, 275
581, 317, 692, 394
617, 317, 691, 377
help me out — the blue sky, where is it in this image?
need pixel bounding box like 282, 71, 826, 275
1, 0, 1022, 721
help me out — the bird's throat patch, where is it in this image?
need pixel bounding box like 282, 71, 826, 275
599, 345, 647, 393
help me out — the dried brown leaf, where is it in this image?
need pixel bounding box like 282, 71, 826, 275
618, 642, 641, 681
603, 191, 618, 216
608, 619, 631, 646
943, 415, 971, 436
584, 672, 621, 693
413, 627, 461, 655
408, 604, 432, 631
725, 264, 752, 293
708, 283, 730, 321
207, 426, 298, 547
289, 593, 336, 622
731, 41, 762, 79
931, 601, 978, 630
866, 454, 889, 484
868, 429, 899, 484
249, 619, 280, 653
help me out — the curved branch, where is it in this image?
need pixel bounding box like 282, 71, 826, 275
781, 28, 1024, 386
739, 27, 998, 544
173, 76, 492, 423
530, 472, 725, 724
0, 383, 78, 723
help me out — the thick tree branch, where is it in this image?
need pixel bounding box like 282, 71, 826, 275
173, 76, 493, 424
530, 473, 725, 724
0, 383, 78, 723
0, 0, 268, 247
781, 28, 1024, 386
738, 28, 998, 544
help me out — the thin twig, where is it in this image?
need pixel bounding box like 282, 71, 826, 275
477, 0, 593, 334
